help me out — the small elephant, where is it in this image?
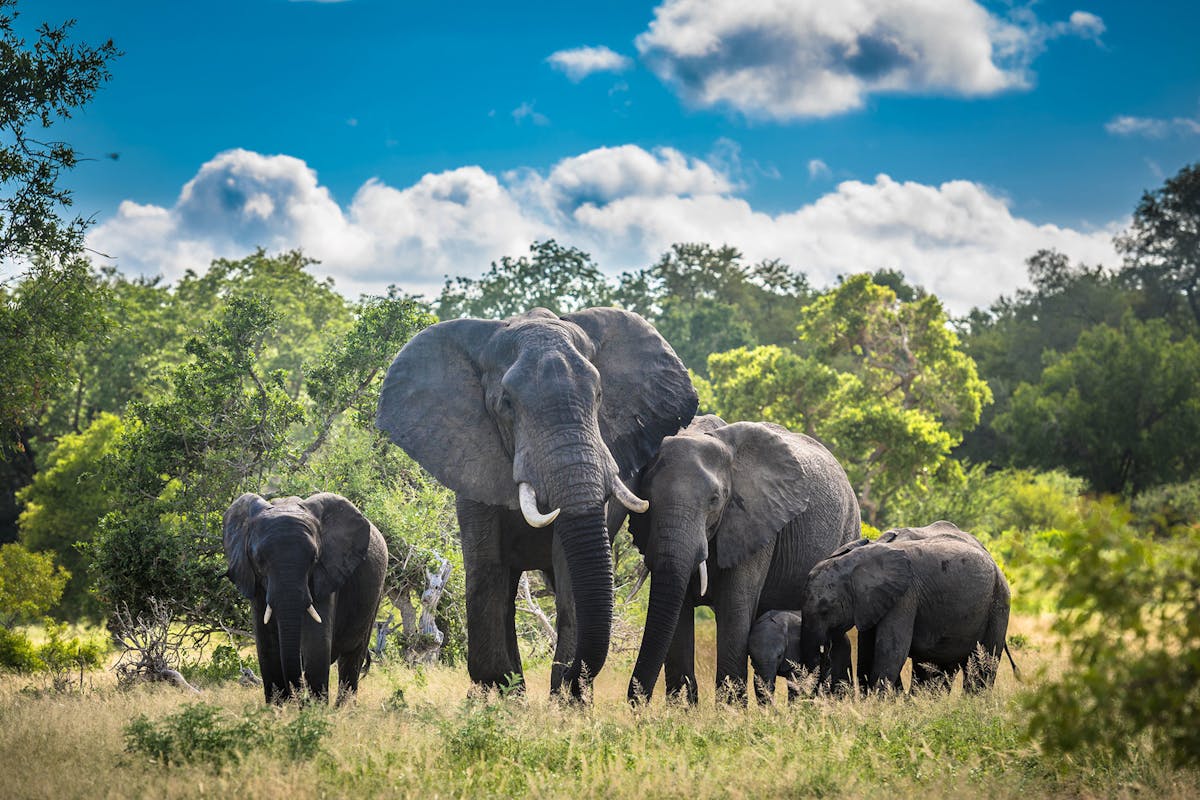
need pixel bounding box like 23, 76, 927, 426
800, 530, 1013, 694
223, 492, 388, 704
748, 610, 805, 703
626, 418, 861, 705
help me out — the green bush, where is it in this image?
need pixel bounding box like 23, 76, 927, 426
183, 643, 257, 686
1027, 498, 1200, 767
124, 702, 331, 769
0, 626, 43, 672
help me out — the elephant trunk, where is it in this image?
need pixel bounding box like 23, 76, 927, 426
553, 508, 613, 699
628, 551, 694, 704
275, 605, 305, 699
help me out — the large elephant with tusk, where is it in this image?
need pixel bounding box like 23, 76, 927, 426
222, 492, 388, 704
376, 308, 696, 699
623, 419, 861, 705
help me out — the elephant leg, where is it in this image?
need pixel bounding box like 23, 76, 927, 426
335, 642, 369, 705
856, 627, 877, 695
549, 540, 577, 696
458, 501, 523, 691
302, 610, 332, 703
968, 581, 1011, 694
868, 601, 917, 694
503, 568, 524, 695
253, 603, 287, 703
827, 633, 853, 695
664, 603, 698, 705
713, 543, 775, 705
912, 661, 953, 694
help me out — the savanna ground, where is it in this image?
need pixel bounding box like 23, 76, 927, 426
1, 614, 1195, 800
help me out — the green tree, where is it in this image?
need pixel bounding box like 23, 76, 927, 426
94, 294, 305, 626
615, 243, 811, 373
958, 250, 1137, 464
0, 0, 119, 260
436, 240, 613, 319
0, 542, 67, 626
16, 412, 123, 619
0, 256, 110, 541
701, 273, 990, 524
1117, 162, 1200, 327
995, 315, 1200, 494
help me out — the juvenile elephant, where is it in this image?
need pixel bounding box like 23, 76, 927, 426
626, 419, 861, 705
748, 609, 805, 703
376, 308, 696, 698
800, 531, 1013, 694
833, 521, 1001, 691
223, 492, 388, 704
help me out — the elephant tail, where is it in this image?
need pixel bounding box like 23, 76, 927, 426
1004, 643, 1022, 683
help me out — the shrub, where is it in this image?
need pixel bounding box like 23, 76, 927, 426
0, 626, 43, 672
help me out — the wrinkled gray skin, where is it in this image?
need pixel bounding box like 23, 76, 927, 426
376, 308, 696, 699
829, 521, 996, 691
748, 610, 805, 703
800, 528, 1012, 694
223, 493, 388, 704
625, 419, 861, 705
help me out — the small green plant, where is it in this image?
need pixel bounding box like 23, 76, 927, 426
124, 702, 333, 769
124, 703, 263, 769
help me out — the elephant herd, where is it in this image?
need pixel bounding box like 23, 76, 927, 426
221, 307, 1015, 706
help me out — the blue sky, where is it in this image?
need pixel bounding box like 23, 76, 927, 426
36, 0, 1200, 310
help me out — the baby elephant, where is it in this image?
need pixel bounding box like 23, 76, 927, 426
223, 492, 388, 704
748, 610, 805, 704
800, 528, 1014, 694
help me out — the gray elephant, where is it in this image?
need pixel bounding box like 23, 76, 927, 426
376, 307, 696, 699
223, 492, 388, 704
832, 521, 1003, 691
625, 419, 861, 705
748, 609, 805, 703
799, 529, 1014, 694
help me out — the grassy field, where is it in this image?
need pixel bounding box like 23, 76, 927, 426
0, 614, 1194, 800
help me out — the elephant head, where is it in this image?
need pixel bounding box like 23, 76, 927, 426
375, 307, 697, 694
223, 492, 374, 697
627, 421, 820, 701
798, 541, 913, 680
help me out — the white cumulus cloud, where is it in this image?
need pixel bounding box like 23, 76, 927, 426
634, 0, 1104, 120
87, 145, 1120, 312
547, 45, 633, 81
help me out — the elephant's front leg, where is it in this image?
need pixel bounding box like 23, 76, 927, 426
252, 597, 286, 703
303, 597, 334, 702
664, 601, 698, 705
458, 499, 524, 691
868, 596, 918, 693
713, 544, 775, 705
856, 627, 877, 695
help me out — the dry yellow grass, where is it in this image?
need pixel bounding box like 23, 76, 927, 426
0, 615, 1194, 800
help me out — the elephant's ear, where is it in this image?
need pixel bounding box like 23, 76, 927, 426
302, 493, 374, 600
849, 545, 912, 630
375, 318, 513, 506
561, 308, 698, 482
223, 493, 270, 599
708, 421, 820, 569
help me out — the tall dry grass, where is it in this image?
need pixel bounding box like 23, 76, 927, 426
0, 615, 1194, 799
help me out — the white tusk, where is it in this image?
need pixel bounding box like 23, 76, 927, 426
263, 605, 273, 625
519, 482, 560, 528
626, 561, 650, 601
612, 478, 649, 514
698, 561, 709, 597
307, 605, 323, 624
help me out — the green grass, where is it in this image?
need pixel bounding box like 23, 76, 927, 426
0, 616, 1193, 799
